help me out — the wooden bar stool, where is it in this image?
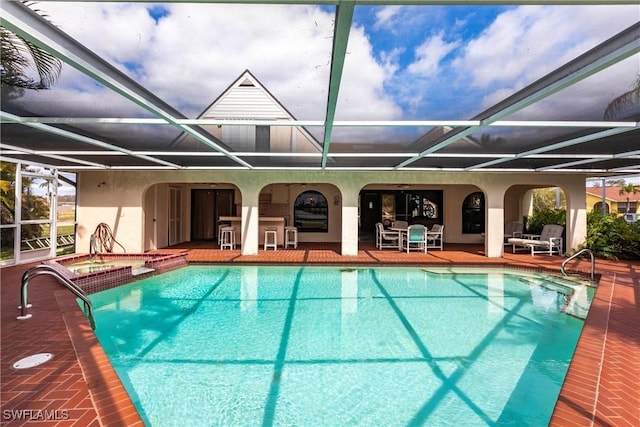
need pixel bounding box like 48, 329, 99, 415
285, 226, 298, 249
264, 226, 278, 250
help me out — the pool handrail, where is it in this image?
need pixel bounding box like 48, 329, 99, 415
561, 248, 596, 283
17, 264, 96, 330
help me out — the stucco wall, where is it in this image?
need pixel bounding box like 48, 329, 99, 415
76, 169, 588, 257
586, 192, 613, 213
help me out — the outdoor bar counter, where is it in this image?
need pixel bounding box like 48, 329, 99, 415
219, 216, 285, 246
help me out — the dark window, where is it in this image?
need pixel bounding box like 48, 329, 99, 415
617, 202, 637, 214
593, 202, 609, 214
395, 191, 442, 225
294, 191, 328, 232
462, 192, 485, 234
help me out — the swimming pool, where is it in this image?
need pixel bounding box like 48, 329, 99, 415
87, 266, 592, 426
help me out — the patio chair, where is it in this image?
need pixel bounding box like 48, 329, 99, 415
508, 224, 564, 256
426, 224, 444, 250
375, 222, 400, 250
405, 224, 427, 253
504, 220, 523, 244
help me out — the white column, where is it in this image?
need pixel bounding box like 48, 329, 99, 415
485, 207, 505, 258
562, 179, 587, 254
484, 185, 507, 258
238, 186, 260, 255
340, 188, 360, 256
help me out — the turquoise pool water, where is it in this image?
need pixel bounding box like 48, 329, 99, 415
87, 266, 590, 426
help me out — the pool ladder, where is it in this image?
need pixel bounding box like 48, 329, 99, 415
17, 264, 96, 330
561, 248, 596, 283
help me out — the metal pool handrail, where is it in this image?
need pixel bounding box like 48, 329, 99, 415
17, 264, 96, 330
561, 248, 596, 283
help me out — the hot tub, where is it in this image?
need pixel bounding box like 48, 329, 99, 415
47, 252, 189, 294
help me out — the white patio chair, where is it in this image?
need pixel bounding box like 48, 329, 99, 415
426, 224, 444, 250
376, 222, 400, 250
504, 220, 523, 244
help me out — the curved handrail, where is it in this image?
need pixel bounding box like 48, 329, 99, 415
561, 248, 596, 283
18, 264, 96, 330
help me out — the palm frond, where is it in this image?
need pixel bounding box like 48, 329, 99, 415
0, 2, 62, 91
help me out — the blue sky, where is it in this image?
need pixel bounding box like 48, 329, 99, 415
352, 5, 509, 119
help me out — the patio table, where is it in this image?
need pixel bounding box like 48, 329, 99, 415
390, 227, 408, 251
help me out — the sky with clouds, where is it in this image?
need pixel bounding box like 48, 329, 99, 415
10, 2, 640, 144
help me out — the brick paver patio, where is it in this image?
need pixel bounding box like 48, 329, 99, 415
1, 243, 638, 426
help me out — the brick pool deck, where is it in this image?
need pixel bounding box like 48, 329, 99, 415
1, 243, 638, 426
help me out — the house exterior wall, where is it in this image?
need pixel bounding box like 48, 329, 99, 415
586, 192, 613, 213
76, 170, 588, 258
444, 185, 485, 244
585, 186, 640, 215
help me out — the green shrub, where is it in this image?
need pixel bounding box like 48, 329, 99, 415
523, 208, 640, 260
584, 212, 640, 260
524, 209, 566, 235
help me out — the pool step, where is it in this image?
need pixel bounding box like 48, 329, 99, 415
132, 267, 155, 276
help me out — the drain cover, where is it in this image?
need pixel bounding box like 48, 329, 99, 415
13, 353, 53, 369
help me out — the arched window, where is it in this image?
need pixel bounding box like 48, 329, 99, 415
294, 191, 328, 232
593, 202, 609, 214
462, 192, 485, 234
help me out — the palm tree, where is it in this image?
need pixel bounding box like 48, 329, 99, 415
604, 73, 640, 120
619, 183, 639, 214
1, 2, 62, 98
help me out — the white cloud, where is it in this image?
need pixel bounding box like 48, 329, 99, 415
509, 55, 640, 121
33, 3, 403, 123
335, 23, 403, 123
43, 3, 158, 68
13, 2, 640, 128
374, 6, 404, 30
407, 31, 459, 76
451, 5, 640, 112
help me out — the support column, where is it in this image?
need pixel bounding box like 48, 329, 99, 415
562, 179, 587, 255
484, 186, 507, 258
237, 185, 260, 256
340, 187, 360, 256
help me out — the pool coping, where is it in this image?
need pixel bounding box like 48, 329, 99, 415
56, 289, 144, 427
56, 261, 620, 426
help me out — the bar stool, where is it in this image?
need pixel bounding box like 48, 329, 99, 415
217, 221, 230, 245
285, 226, 298, 249
220, 226, 236, 250
264, 226, 278, 250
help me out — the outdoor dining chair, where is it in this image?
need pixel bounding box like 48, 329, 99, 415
376, 222, 400, 250
405, 224, 427, 253
426, 224, 444, 250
